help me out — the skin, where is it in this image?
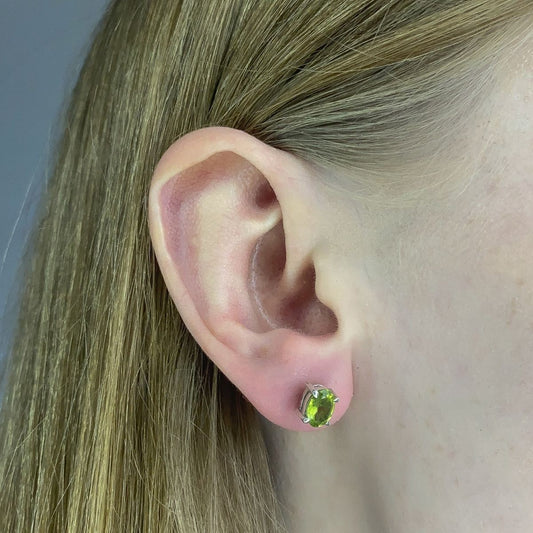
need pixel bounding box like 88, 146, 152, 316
149, 31, 532, 533
260, 33, 533, 532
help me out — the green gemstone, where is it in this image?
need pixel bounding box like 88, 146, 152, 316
305, 388, 336, 427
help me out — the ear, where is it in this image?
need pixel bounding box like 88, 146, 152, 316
148, 127, 354, 431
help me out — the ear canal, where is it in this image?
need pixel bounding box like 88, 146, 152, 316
250, 219, 338, 335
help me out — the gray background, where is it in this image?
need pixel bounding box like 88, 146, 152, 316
0, 1, 110, 375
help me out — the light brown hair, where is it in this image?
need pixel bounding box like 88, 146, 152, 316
0, 1, 530, 531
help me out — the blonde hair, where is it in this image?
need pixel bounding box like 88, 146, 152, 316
0, 1, 530, 531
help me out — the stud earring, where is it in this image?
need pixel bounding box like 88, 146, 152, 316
297, 382, 339, 428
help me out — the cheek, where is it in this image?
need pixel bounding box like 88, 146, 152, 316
478, 161, 533, 294
471, 40, 533, 295
415, 157, 533, 407
484, 225, 533, 292
464, 168, 533, 324
481, 228, 533, 362
463, 177, 533, 406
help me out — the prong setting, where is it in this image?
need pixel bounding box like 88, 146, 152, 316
297, 383, 339, 428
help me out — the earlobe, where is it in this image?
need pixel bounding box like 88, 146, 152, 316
148, 127, 354, 431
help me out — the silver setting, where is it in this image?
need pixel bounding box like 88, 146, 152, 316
297, 382, 338, 427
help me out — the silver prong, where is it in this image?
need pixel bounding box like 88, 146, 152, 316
333, 396, 339, 403
312, 389, 319, 398
302, 417, 310, 424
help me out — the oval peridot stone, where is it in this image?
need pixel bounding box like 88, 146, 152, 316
305, 388, 336, 427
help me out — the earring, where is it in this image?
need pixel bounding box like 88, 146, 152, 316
298, 382, 339, 428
